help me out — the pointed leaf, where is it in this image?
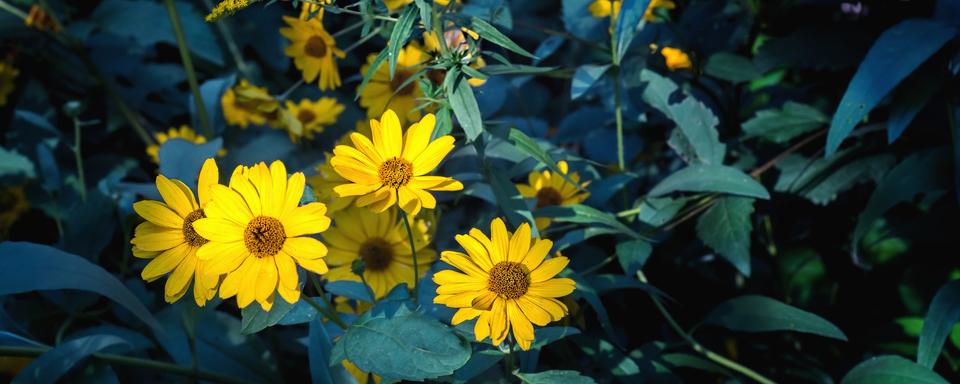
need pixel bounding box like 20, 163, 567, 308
649, 164, 770, 199
705, 295, 847, 340
696, 197, 755, 276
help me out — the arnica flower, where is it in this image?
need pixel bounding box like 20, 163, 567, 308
433, 218, 576, 350
323, 207, 435, 299
222, 80, 280, 128
0, 186, 29, 237
0, 61, 19, 107
193, 160, 331, 310
130, 159, 222, 306
588, 0, 675, 21
358, 43, 430, 125
281, 16, 345, 91
281, 97, 345, 141
307, 123, 374, 213
660, 46, 692, 71
146, 126, 220, 164
205, 0, 256, 22
383, 0, 413, 12
516, 160, 591, 230
330, 109, 463, 215
25, 5, 60, 32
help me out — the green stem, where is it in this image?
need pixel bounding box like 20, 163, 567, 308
396, 190, 420, 303
322, 4, 398, 22
609, 9, 625, 170
164, 0, 212, 138
0, 0, 26, 20
72, 118, 87, 202
342, 26, 383, 55
305, 274, 350, 329
0, 346, 250, 384
637, 272, 776, 384
200, 0, 251, 78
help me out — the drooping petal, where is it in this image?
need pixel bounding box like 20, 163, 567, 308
141, 243, 191, 282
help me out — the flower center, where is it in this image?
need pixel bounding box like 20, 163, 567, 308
389, 71, 416, 96
304, 35, 328, 58
535, 187, 563, 209
358, 238, 393, 272
182, 209, 208, 247
378, 157, 413, 188
297, 109, 317, 125
244, 216, 286, 257
487, 261, 530, 299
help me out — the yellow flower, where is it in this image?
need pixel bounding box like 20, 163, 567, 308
130, 159, 222, 306
433, 218, 576, 350
299, 0, 330, 21
323, 207, 436, 299
661, 46, 692, 71
588, 0, 674, 21
206, 0, 255, 22
383, 0, 413, 11
146, 126, 209, 164
434, 0, 459, 5
330, 109, 464, 215
0, 186, 28, 237
0, 62, 19, 107
222, 80, 280, 128
282, 97, 345, 141
193, 160, 331, 310
516, 161, 591, 230
25, 5, 60, 32
358, 43, 430, 125
281, 16, 344, 91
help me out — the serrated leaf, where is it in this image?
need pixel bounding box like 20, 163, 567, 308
639, 70, 724, 164
388, 7, 418, 78
775, 152, 895, 206
918, 280, 960, 368
705, 53, 761, 83
705, 295, 848, 340
470, 17, 536, 59
649, 164, 770, 199
842, 355, 948, 384
448, 76, 484, 141
742, 102, 828, 143
515, 370, 597, 384
696, 197, 754, 276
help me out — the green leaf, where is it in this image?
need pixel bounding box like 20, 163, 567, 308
240, 296, 297, 334
639, 69, 725, 165
616, 240, 652, 276
447, 76, 484, 141
335, 306, 471, 381
638, 69, 678, 113
388, 6, 418, 79
705, 295, 848, 340
503, 128, 581, 190
537, 204, 643, 240
158, 138, 224, 192
469, 17, 536, 59
0, 146, 35, 179
515, 370, 597, 384
888, 70, 942, 143
696, 197, 755, 276
413, 0, 431, 31
14, 335, 131, 384
309, 319, 354, 384
918, 280, 960, 368
705, 53, 762, 83
842, 355, 948, 384
613, 0, 651, 62
826, 19, 956, 156
635, 197, 687, 226
649, 164, 770, 199
357, 49, 389, 100
482, 64, 559, 75
775, 152, 894, 206
0, 242, 160, 331
742, 102, 828, 143
571, 64, 610, 99
486, 164, 539, 237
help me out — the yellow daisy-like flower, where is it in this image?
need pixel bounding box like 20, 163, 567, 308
433, 218, 576, 350
323, 207, 436, 299
281, 16, 345, 91
358, 43, 430, 125
516, 161, 591, 230
660, 46, 692, 71
383, 0, 412, 11
282, 97, 345, 141
308, 123, 373, 213
193, 160, 332, 310
0, 62, 19, 107
330, 109, 464, 215
588, 0, 675, 21
130, 159, 222, 306
222, 80, 280, 128
146, 126, 208, 164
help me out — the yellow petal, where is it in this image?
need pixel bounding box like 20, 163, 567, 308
411, 136, 454, 176
132, 229, 184, 252
378, 109, 403, 158
489, 298, 508, 345
527, 278, 576, 298
192, 218, 244, 243
507, 299, 535, 350
440, 251, 487, 278
282, 202, 331, 237
522, 238, 553, 270
281, 172, 306, 219
282, 236, 328, 260
474, 311, 491, 341
133, 201, 183, 229
347, 133, 384, 164
237, 258, 260, 308
289, 250, 329, 274
267, 160, 288, 217
454, 234, 493, 271
516, 296, 554, 326
489, 218, 510, 265
397, 186, 421, 216
451, 307, 483, 325
275, 251, 299, 290
255, 258, 279, 306
507, 223, 531, 263
165, 250, 197, 298
529, 256, 569, 283
401, 113, 435, 161
197, 158, 219, 207
205, 185, 253, 225
156, 175, 196, 217
334, 183, 381, 197
432, 269, 484, 285
142, 243, 190, 282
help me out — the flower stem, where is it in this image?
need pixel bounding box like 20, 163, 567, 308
200, 0, 252, 78
164, 0, 212, 138
342, 26, 383, 55
72, 118, 87, 202
0, 0, 26, 20
396, 190, 420, 303
609, 9, 625, 171
636, 271, 775, 384
306, 274, 350, 329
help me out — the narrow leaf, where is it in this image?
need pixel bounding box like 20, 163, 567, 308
842, 355, 948, 384
448, 76, 484, 141
918, 280, 960, 368
649, 164, 770, 199
705, 295, 848, 341
387, 7, 418, 78
470, 17, 536, 59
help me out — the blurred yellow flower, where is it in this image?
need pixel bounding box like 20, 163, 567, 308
222, 80, 280, 128
299, 0, 330, 21
323, 207, 435, 299
588, 0, 675, 21
383, 0, 413, 11
516, 160, 590, 230
281, 97, 345, 141
0, 62, 19, 107
146, 126, 224, 164
0, 186, 28, 237
358, 43, 430, 125
193, 160, 332, 310
433, 218, 575, 350
130, 159, 222, 306
282, 16, 344, 91
330, 110, 463, 215
434, 0, 459, 6
661, 46, 692, 71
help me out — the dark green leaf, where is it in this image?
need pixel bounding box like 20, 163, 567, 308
705, 295, 848, 340
616, 240, 652, 276
515, 370, 597, 384
487, 165, 539, 236
414, 0, 431, 31
309, 319, 354, 384
571, 64, 610, 99
705, 53, 761, 83
0, 146, 35, 180
240, 296, 297, 334
470, 17, 536, 59
775, 152, 894, 206
842, 355, 948, 384
888, 70, 942, 143
640, 70, 724, 164
388, 6, 418, 78
649, 164, 770, 199
482, 64, 559, 75
448, 76, 484, 141
357, 49, 389, 100
635, 197, 687, 226
13, 335, 130, 384
613, 0, 651, 62
742, 102, 827, 143
696, 197, 755, 276
918, 280, 960, 368
537, 204, 642, 239
503, 128, 581, 190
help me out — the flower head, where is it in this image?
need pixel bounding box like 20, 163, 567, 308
660, 46, 692, 71
130, 159, 222, 306
281, 97, 345, 141
330, 110, 463, 215
299, 0, 329, 21
222, 80, 280, 128
588, 0, 674, 21
433, 218, 576, 350
146, 126, 214, 164
282, 16, 344, 91
193, 160, 332, 310
516, 161, 590, 230
358, 43, 430, 125
0, 61, 19, 107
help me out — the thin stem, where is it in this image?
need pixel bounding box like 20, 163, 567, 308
609, 8, 625, 170
637, 272, 776, 384
342, 26, 383, 55
396, 190, 420, 303
201, 0, 251, 77
322, 5, 398, 22
164, 0, 212, 137
278, 78, 305, 100
0, 0, 27, 20
0, 346, 250, 384
72, 118, 87, 202
332, 20, 365, 39
306, 274, 350, 329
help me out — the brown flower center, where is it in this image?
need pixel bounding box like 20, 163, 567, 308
535, 187, 563, 209
244, 216, 286, 257
389, 71, 416, 96
358, 238, 393, 272
297, 109, 317, 125
487, 261, 530, 299
304, 35, 328, 58
182, 209, 208, 247
378, 157, 413, 188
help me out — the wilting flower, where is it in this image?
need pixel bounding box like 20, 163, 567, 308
0, 61, 19, 107
330, 110, 463, 215
660, 46, 692, 71
25, 5, 60, 32
146, 126, 223, 164
130, 159, 222, 306
434, 218, 576, 350
281, 97, 344, 141
516, 160, 591, 230
281, 15, 344, 91
588, 0, 675, 21
221, 80, 280, 128
358, 43, 430, 125
323, 207, 435, 299
193, 161, 331, 310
